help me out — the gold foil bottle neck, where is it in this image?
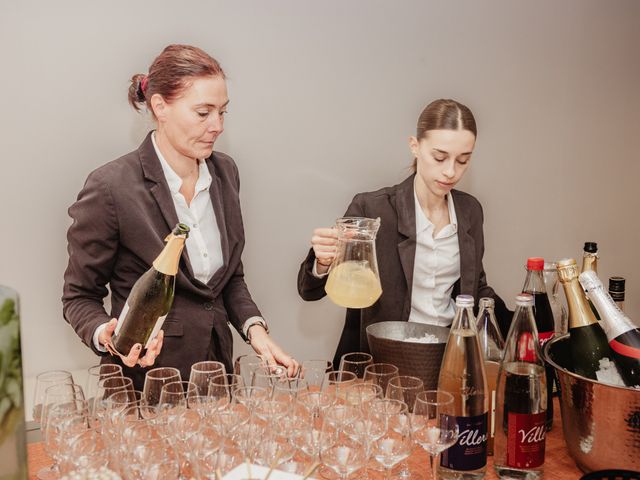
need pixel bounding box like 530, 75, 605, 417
556, 258, 578, 283
153, 233, 187, 276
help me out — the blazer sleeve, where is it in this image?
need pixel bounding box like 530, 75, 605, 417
297, 193, 367, 301
474, 202, 513, 338
62, 170, 119, 355
221, 161, 262, 333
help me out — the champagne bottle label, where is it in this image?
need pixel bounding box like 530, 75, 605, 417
610, 338, 640, 359
440, 413, 488, 471
507, 411, 546, 468
114, 302, 168, 349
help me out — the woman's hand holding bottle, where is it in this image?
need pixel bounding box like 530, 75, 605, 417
99, 318, 165, 368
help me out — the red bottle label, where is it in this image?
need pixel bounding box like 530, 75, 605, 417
507, 411, 546, 468
538, 330, 555, 348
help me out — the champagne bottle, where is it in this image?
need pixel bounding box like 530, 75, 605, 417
476, 297, 504, 456
494, 294, 547, 480
608, 277, 626, 312
521, 257, 555, 431
110, 223, 189, 356
581, 242, 600, 320
556, 258, 612, 380
579, 271, 640, 387
438, 295, 488, 479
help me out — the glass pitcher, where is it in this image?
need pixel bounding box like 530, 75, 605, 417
325, 217, 382, 308
543, 261, 568, 334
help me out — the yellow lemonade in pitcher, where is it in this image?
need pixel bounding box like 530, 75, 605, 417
325, 260, 382, 308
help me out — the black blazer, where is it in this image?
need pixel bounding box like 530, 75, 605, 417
297, 175, 511, 368
63, 132, 261, 387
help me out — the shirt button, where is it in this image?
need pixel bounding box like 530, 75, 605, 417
203, 252, 208, 257
203, 302, 213, 311
193, 223, 198, 228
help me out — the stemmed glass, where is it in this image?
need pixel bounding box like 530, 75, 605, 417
386, 375, 424, 478
33, 370, 73, 425
321, 434, 367, 480
233, 353, 265, 386
412, 391, 459, 480
301, 359, 333, 389
85, 364, 123, 414
364, 363, 399, 394
92, 376, 133, 425
142, 367, 181, 406
273, 377, 309, 401
369, 399, 413, 480
339, 352, 373, 379
252, 364, 287, 396
158, 380, 198, 410
323, 370, 357, 402
189, 360, 225, 395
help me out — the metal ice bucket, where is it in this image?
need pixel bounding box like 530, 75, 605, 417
366, 321, 449, 390
543, 334, 640, 473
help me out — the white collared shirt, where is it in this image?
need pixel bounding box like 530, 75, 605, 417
409, 185, 461, 327
152, 133, 224, 284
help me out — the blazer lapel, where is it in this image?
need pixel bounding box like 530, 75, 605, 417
205, 156, 230, 287
395, 175, 417, 321
138, 133, 196, 280
452, 190, 476, 296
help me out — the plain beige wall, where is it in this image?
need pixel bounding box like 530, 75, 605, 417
1, 0, 639, 385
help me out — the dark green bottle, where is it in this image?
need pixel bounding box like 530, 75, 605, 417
110, 223, 189, 356
556, 258, 612, 380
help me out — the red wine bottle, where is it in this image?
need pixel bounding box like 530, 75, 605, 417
521, 257, 554, 430
579, 271, 640, 387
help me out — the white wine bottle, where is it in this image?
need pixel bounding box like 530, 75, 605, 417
579, 271, 640, 387
556, 258, 612, 380
438, 295, 488, 479
110, 223, 189, 356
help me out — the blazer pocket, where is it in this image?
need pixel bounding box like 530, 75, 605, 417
162, 319, 184, 337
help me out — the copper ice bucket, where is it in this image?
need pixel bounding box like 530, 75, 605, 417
366, 321, 449, 390
543, 334, 640, 473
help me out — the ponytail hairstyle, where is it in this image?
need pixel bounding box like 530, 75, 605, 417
127, 44, 226, 115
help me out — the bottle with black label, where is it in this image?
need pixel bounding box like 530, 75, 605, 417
581, 242, 600, 320
580, 271, 640, 387
110, 223, 189, 356
438, 295, 488, 479
608, 277, 626, 312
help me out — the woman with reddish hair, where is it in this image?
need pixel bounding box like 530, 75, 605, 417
63, 45, 297, 388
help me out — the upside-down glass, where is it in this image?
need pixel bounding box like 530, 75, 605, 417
412, 390, 459, 480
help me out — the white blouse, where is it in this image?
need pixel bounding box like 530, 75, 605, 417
409, 184, 461, 327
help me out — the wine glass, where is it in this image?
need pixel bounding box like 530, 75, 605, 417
339, 352, 373, 379
142, 367, 181, 406
232, 385, 269, 411
158, 380, 198, 411
252, 364, 287, 396
386, 375, 424, 478
273, 376, 309, 401
189, 360, 225, 395
364, 363, 399, 394
301, 359, 333, 389
321, 434, 367, 479
233, 353, 265, 386
85, 364, 122, 414
323, 370, 358, 402
92, 376, 133, 425
369, 399, 413, 480
345, 382, 383, 411
297, 390, 335, 419
412, 390, 459, 480
33, 370, 73, 424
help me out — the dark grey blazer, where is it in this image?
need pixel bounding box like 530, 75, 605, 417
297, 175, 511, 368
62, 132, 261, 387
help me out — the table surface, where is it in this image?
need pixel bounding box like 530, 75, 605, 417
27, 397, 583, 479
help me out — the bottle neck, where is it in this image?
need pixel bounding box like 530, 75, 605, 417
452, 304, 476, 331
561, 276, 599, 329
523, 269, 547, 294
153, 234, 187, 275
506, 304, 543, 365
586, 285, 635, 340
581, 253, 598, 274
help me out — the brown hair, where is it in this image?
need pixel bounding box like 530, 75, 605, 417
127, 44, 226, 114
416, 99, 477, 139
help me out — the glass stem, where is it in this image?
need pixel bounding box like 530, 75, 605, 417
430, 453, 438, 480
